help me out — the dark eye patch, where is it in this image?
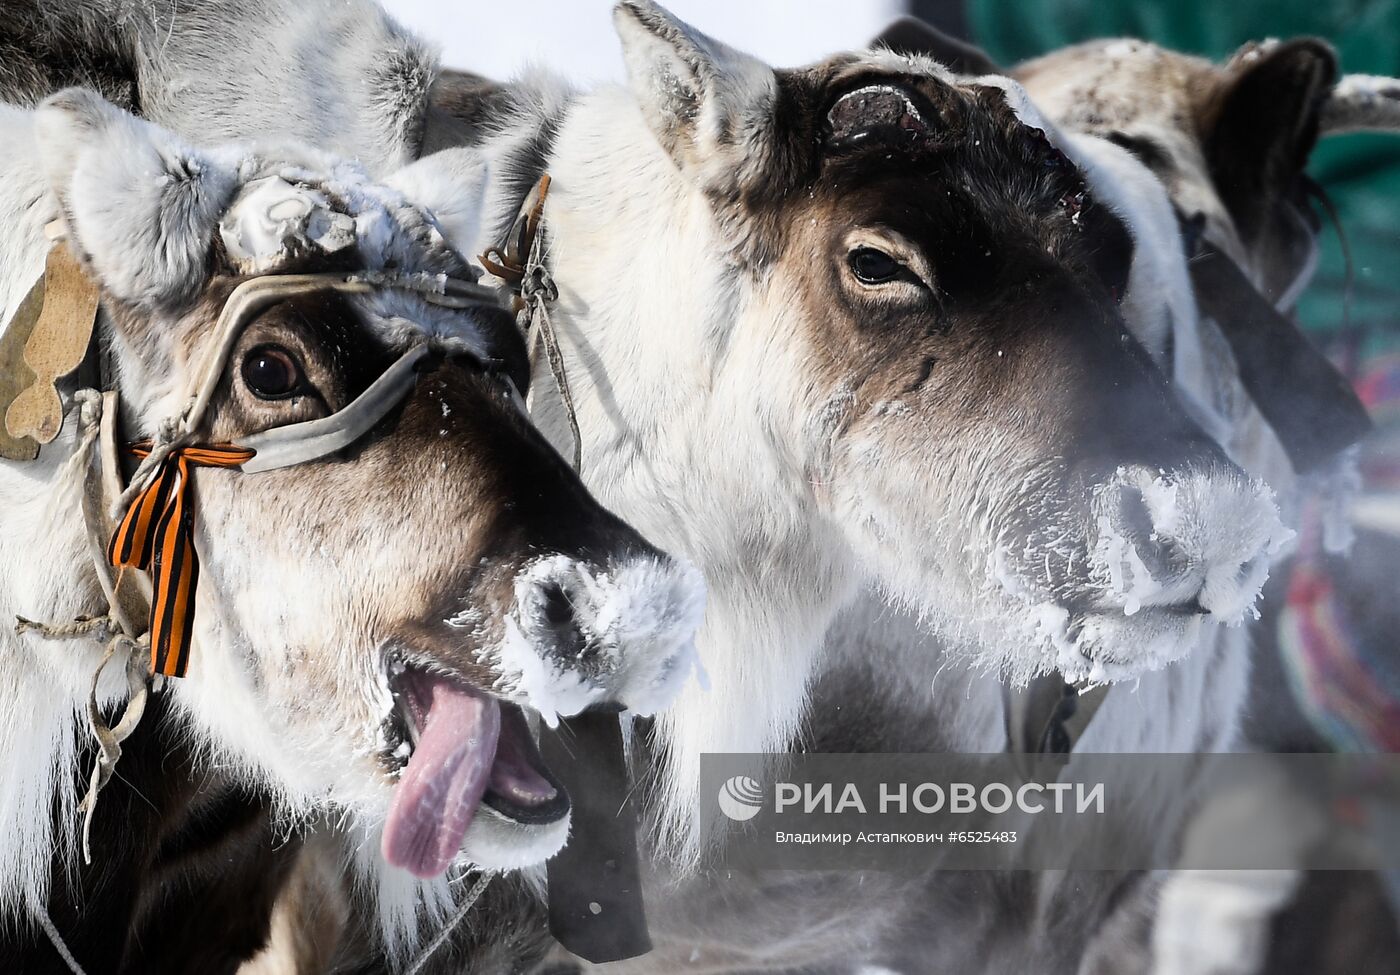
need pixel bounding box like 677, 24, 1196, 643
1104, 132, 1171, 173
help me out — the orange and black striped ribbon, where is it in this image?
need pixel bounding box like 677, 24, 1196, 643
107, 441, 255, 677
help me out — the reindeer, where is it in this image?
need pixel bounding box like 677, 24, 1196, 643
1013, 35, 1400, 975
708, 22, 1390, 975
0, 89, 705, 972
0, 3, 1308, 972
578, 24, 1391, 975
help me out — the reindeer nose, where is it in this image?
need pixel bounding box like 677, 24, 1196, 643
502, 553, 706, 722
535, 577, 591, 662
1093, 464, 1289, 620
1104, 482, 1188, 587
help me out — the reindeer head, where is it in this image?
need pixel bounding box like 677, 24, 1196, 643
1015, 37, 1374, 484
30, 89, 704, 879
1016, 38, 1337, 313
603, 2, 1286, 688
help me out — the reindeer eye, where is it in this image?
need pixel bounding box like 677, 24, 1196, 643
849, 247, 902, 284
241, 345, 304, 399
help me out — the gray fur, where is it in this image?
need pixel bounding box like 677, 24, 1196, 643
0, 0, 432, 173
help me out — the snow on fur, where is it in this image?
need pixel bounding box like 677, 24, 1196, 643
494, 555, 707, 725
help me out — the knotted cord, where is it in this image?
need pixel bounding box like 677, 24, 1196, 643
520, 231, 582, 473
402, 871, 496, 975
15, 390, 153, 862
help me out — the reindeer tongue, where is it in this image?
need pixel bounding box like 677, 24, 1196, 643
383, 671, 501, 878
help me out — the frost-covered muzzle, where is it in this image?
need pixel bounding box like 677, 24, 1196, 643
497, 555, 708, 721
376, 550, 705, 877
987, 460, 1291, 684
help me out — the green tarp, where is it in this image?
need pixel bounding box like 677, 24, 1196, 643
969, 0, 1400, 350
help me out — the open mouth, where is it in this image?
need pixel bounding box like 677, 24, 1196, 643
380, 658, 570, 878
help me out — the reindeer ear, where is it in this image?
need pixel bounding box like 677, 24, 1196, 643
384, 148, 491, 257
871, 16, 1001, 77
613, 1, 778, 190
33, 88, 236, 309
1204, 39, 1337, 240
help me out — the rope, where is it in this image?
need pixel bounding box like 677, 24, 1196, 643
15, 615, 108, 640
15, 390, 152, 862
16, 390, 148, 973
76, 633, 149, 863
34, 903, 87, 975
402, 871, 495, 975
520, 231, 583, 473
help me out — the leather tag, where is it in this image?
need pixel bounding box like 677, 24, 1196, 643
541, 712, 652, 964
5, 246, 100, 445
0, 272, 45, 461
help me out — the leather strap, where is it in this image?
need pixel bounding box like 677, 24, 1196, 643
480, 174, 551, 295
539, 711, 652, 964
1189, 238, 1371, 474
1005, 674, 1111, 775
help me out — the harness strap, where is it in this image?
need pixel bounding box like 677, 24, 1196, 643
481, 174, 584, 473
520, 232, 583, 473
107, 441, 255, 677
235, 344, 431, 472
1005, 674, 1111, 773
480, 174, 551, 290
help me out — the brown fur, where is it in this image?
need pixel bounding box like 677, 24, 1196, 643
0, 698, 295, 974
1015, 38, 1337, 306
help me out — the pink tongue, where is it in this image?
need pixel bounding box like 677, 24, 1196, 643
382, 674, 501, 878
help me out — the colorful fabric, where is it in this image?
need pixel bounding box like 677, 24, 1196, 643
1280, 353, 1400, 753
1280, 562, 1400, 752
107, 441, 255, 677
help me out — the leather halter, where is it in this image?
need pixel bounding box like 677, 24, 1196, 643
13, 256, 505, 680
480, 174, 583, 472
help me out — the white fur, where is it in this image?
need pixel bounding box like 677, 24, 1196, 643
507, 85, 860, 854
614, 0, 779, 199
383, 148, 492, 257
36, 89, 238, 308
460, 7, 1285, 868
